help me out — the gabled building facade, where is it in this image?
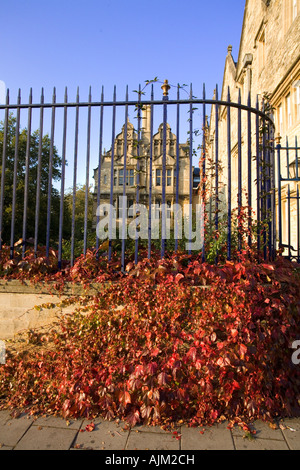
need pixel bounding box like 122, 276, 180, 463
207, 0, 300, 253
93, 106, 199, 221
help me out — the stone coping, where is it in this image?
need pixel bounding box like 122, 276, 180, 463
0, 279, 213, 296
0, 278, 276, 296
0, 279, 106, 296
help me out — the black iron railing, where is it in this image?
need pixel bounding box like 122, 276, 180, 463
276, 137, 300, 262
1, 81, 293, 269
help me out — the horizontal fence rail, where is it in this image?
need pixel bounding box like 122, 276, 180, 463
1, 81, 294, 271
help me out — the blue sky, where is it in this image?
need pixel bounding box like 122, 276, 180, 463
1, 0, 245, 102
0, 0, 246, 188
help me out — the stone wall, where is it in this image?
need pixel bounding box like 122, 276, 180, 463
0, 281, 103, 340
207, 0, 300, 253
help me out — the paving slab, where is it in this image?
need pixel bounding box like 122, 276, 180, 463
32, 415, 84, 430
0, 412, 33, 448
1, 409, 300, 451
13, 424, 78, 450
0, 410, 11, 425
131, 424, 180, 434
279, 418, 300, 450
126, 429, 180, 451
72, 418, 129, 450
233, 435, 289, 450
231, 419, 289, 450
181, 423, 235, 450
231, 420, 286, 441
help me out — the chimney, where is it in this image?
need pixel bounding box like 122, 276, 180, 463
142, 104, 151, 143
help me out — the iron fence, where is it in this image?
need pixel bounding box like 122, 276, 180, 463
0, 80, 296, 270
276, 136, 300, 262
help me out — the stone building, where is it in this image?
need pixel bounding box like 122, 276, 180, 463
207, 0, 300, 253
93, 104, 198, 226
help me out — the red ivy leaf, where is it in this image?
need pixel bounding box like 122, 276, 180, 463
127, 409, 140, 427
239, 344, 248, 360
119, 390, 131, 406
147, 362, 158, 374
157, 372, 168, 386
175, 273, 184, 284
85, 422, 95, 432
187, 347, 197, 362
151, 347, 160, 357
261, 264, 275, 271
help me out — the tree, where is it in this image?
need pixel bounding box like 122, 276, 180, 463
62, 184, 95, 259
0, 114, 63, 249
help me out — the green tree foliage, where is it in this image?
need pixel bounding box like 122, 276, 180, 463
0, 114, 64, 247
62, 184, 95, 259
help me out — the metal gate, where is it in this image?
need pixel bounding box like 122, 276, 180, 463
276, 136, 300, 262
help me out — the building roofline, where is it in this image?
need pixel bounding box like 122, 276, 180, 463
235, 0, 249, 80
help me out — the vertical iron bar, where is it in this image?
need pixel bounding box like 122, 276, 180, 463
215, 85, 219, 241
22, 88, 32, 258
96, 86, 104, 257
10, 89, 21, 259
296, 137, 299, 262
175, 84, 180, 253
34, 88, 44, 257
121, 85, 128, 272
286, 137, 290, 178
247, 91, 252, 247
276, 139, 282, 252
148, 85, 154, 259
297, 184, 299, 263
285, 139, 289, 258
296, 136, 298, 179
46, 87, 56, 258
83, 86, 92, 256
256, 96, 261, 259
135, 85, 142, 265
237, 88, 242, 253
262, 100, 267, 260
71, 87, 79, 266
108, 85, 116, 262
161, 86, 167, 259
227, 87, 232, 260
288, 184, 291, 260
269, 123, 276, 260
201, 83, 206, 261
0, 89, 9, 251
266, 123, 271, 259
58, 87, 68, 269
188, 84, 193, 257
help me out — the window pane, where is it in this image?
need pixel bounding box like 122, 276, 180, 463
293, 0, 297, 20
128, 199, 134, 218
130, 169, 134, 186
296, 83, 300, 119
167, 200, 172, 218
155, 198, 161, 218
286, 94, 292, 127
119, 169, 124, 186
167, 169, 172, 186
126, 169, 134, 186
156, 169, 161, 186
278, 104, 283, 135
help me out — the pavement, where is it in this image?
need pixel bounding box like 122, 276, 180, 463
0, 409, 300, 451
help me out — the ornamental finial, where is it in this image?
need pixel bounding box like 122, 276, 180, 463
161, 79, 171, 97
